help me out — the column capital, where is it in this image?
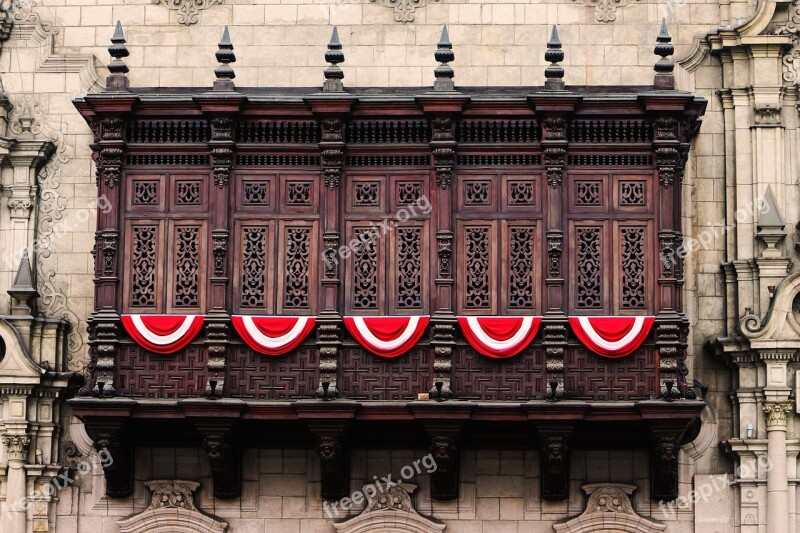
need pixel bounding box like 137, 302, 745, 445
1, 433, 30, 462
763, 401, 793, 428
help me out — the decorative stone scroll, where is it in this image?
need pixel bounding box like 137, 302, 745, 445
555, 483, 664, 533
572, 0, 640, 23
369, 0, 441, 23
333, 483, 445, 533
117, 479, 228, 533
152, 0, 224, 26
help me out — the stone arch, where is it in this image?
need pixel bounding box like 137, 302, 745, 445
117, 480, 227, 533
332, 483, 445, 533
553, 484, 665, 533
681, 403, 719, 460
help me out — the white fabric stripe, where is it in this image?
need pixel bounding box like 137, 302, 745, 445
352, 316, 421, 351
130, 315, 198, 345
576, 316, 646, 351
241, 316, 311, 349
465, 316, 533, 351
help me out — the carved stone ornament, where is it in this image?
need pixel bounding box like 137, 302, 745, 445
369, 0, 441, 23
7, 198, 33, 219
152, 0, 224, 26
2, 434, 30, 462
572, 0, 640, 23
117, 479, 228, 533
554, 483, 665, 532
201, 430, 241, 499
430, 434, 459, 500
764, 401, 793, 427
333, 483, 445, 533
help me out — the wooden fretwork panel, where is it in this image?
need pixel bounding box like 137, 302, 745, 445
278, 221, 318, 314
563, 347, 658, 400
167, 221, 207, 313
116, 345, 208, 398
225, 345, 317, 400
234, 221, 274, 314
343, 172, 431, 315
450, 346, 546, 400
338, 347, 433, 400
122, 220, 165, 313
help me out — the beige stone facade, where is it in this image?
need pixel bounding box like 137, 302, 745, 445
0, 0, 799, 531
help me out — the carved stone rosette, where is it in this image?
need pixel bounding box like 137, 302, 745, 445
210, 116, 234, 188
153, 0, 224, 26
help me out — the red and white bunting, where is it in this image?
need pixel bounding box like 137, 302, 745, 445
121, 314, 205, 355
343, 316, 430, 358
569, 316, 655, 358
231, 315, 316, 356
457, 316, 542, 358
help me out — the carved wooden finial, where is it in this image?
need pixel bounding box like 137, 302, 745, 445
544, 25, 565, 91
433, 25, 455, 91
654, 19, 675, 90
106, 21, 130, 91
213, 26, 236, 91
323, 27, 345, 92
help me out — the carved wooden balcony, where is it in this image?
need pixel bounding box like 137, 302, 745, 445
70, 84, 705, 505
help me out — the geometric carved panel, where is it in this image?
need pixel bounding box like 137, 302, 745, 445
116, 345, 208, 399
563, 348, 658, 401
450, 346, 546, 400
338, 347, 432, 401
225, 346, 317, 400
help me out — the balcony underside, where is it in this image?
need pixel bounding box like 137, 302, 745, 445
70, 397, 705, 503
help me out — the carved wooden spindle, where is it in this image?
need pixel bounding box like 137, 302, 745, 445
213, 26, 236, 91
433, 25, 455, 92
653, 19, 675, 90
106, 21, 129, 91
323, 27, 345, 93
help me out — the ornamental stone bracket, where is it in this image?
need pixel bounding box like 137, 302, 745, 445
369, 0, 441, 23
152, 0, 224, 26
554, 483, 665, 533
332, 482, 445, 533
571, 0, 640, 23
117, 479, 228, 533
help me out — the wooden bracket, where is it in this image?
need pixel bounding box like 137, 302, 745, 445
423, 422, 462, 501
84, 418, 133, 498
538, 424, 574, 501
308, 421, 350, 501
195, 420, 241, 499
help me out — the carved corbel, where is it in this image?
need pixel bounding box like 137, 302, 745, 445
648, 423, 683, 501
308, 422, 349, 500
320, 118, 345, 190
423, 423, 461, 500
210, 116, 234, 188
538, 425, 574, 500
85, 420, 133, 498
546, 230, 563, 279
653, 116, 682, 188
430, 116, 456, 189
196, 421, 241, 499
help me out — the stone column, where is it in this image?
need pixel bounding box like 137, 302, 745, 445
764, 401, 792, 533
2, 433, 30, 533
